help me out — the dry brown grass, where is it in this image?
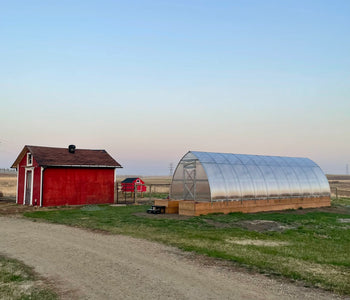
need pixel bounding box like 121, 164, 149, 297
226, 238, 290, 247
327, 175, 350, 197
142, 176, 172, 185
0, 174, 16, 197
115, 175, 171, 185
115, 176, 171, 195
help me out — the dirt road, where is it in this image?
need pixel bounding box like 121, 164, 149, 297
0, 216, 344, 299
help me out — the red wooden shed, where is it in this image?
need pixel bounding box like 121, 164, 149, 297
121, 177, 147, 192
11, 145, 122, 207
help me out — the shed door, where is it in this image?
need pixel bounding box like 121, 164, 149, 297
25, 171, 32, 205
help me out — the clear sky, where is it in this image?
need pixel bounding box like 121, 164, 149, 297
1, 0, 349, 175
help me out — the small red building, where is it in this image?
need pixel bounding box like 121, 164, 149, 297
11, 145, 122, 207
121, 178, 147, 192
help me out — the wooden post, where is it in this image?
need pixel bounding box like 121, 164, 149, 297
336, 187, 338, 200
149, 184, 152, 202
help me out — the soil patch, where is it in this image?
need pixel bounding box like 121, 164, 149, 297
0, 202, 80, 216
235, 220, 295, 232
204, 219, 231, 228
261, 206, 350, 215
203, 219, 294, 232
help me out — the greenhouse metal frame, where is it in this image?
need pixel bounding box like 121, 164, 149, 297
171, 151, 330, 203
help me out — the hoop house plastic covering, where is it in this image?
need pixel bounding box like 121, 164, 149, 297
170, 151, 330, 202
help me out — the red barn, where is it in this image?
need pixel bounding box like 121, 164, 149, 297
121, 177, 147, 192
11, 145, 122, 207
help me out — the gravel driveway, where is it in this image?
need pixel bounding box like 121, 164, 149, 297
0, 216, 344, 299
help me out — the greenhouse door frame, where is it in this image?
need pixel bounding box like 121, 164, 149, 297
183, 160, 197, 201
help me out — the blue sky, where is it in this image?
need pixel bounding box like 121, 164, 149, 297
1, 0, 349, 175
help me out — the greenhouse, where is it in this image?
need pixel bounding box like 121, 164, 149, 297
169, 151, 331, 215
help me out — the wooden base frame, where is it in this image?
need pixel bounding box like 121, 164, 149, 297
153, 200, 181, 214
178, 197, 331, 216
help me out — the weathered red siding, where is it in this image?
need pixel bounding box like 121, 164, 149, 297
42, 168, 115, 206
17, 151, 41, 205
32, 161, 42, 206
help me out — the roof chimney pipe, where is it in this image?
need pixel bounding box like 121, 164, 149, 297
68, 145, 76, 153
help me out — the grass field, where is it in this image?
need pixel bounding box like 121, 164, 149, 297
0, 254, 58, 300
327, 175, 350, 198
0, 174, 17, 198
24, 198, 350, 295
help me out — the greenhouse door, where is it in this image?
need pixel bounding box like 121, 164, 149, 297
183, 160, 196, 200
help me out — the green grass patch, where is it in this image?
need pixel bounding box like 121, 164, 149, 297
0, 254, 58, 300
332, 197, 350, 207
141, 192, 169, 199
24, 204, 350, 295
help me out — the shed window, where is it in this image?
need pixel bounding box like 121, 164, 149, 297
27, 153, 32, 166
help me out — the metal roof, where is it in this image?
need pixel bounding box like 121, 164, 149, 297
121, 178, 142, 183
171, 151, 330, 202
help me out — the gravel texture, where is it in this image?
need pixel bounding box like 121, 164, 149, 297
0, 216, 346, 300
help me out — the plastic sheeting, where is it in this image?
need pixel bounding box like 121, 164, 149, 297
170, 151, 330, 202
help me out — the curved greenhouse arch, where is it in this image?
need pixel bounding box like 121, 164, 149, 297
170, 151, 330, 202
